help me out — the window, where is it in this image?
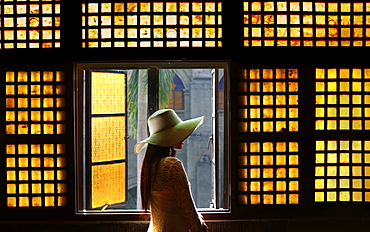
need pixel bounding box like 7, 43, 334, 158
236, 67, 370, 218
237, 68, 300, 205
5, 70, 67, 207
168, 76, 184, 110
75, 62, 229, 213
243, 1, 370, 47
81, 2, 223, 48
314, 68, 370, 203
0, 0, 61, 49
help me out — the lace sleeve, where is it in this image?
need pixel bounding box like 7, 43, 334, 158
168, 158, 204, 232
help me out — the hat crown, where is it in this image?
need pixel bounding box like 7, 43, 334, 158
148, 109, 182, 135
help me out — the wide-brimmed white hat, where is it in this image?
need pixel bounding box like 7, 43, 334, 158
134, 109, 204, 154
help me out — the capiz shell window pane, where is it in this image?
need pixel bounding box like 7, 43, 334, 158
92, 162, 126, 209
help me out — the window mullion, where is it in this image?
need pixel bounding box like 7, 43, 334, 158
148, 67, 160, 116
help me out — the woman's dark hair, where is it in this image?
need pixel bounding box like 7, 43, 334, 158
140, 144, 176, 212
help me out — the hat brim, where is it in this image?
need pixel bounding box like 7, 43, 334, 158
134, 116, 204, 154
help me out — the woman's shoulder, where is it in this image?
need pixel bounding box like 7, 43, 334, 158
160, 157, 185, 171
162, 156, 181, 165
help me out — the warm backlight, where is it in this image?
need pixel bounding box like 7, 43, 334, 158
1, 0, 61, 49
244, 2, 370, 47
315, 68, 370, 131
6, 71, 66, 135
238, 68, 298, 133
238, 141, 299, 205
90, 71, 127, 209
7, 144, 67, 207
315, 140, 370, 202
82, 2, 222, 48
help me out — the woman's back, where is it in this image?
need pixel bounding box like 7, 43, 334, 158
148, 156, 203, 232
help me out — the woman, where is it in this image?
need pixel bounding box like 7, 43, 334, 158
134, 109, 209, 232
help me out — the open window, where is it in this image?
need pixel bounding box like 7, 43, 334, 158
75, 62, 229, 213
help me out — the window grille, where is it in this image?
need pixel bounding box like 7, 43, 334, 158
243, 1, 370, 47
237, 68, 300, 205
81, 2, 222, 48
6, 143, 67, 207
0, 0, 61, 49
315, 68, 370, 202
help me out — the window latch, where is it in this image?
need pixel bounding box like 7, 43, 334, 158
208, 135, 213, 149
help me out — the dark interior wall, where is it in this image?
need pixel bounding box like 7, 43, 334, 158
1, 0, 370, 229
1, 219, 370, 232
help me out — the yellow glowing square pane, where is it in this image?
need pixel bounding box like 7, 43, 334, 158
238, 142, 248, 153
250, 169, 260, 179
327, 179, 336, 189
315, 120, 324, 130
276, 181, 286, 191
238, 195, 247, 205
315, 166, 324, 176
289, 121, 298, 131
339, 166, 350, 176
263, 181, 274, 191
238, 169, 248, 178
353, 120, 362, 130
238, 109, 247, 119
91, 72, 126, 114
238, 182, 248, 192
92, 117, 126, 162
353, 192, 362, 202
250, 185, 260, 197
276, 155, 286, 165
316, 107, 324, 117
250, 155, 260, 165
316, 153, 325, 163
263, 169, 274, 179
7, 158, 15, 168
263, 155, 273, 165
276, 108, 285, 118
315, 192, 324, 202
263, 194, 274, 204
327, 107, 337, 117
315, 179, 324, 189
290, 182, 299, 193
340, 152, 350, 163
276, 168, 286, 178
251, 2, 262, 11
274, 142, 285, 153
262, 95, 273, 105
262, 142, 273, 152
250, 108, 260, 118
289, 194, 299, 204
250, 142, 260, 153
327, 153, 337, 163
250, 121, 260, 132
327, 192, 337, 201
276, 95, 286, 105
262, 121, 273, 132
263, 108, 273, 118
289, 168, 299, 178
353, 95, 362, 104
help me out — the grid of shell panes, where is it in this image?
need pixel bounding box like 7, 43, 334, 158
5, 71, 66, 135
6, 143, 67, 207
0, 0, 61, 49
243, 2, 370, 47
315, 140, 370, 202
315, 68, 370, 131
90, 72, 127, 209
238, 69, 298, 133
315, 68, 370, 202
238, 141, 299, 205
81, 2, 222, 48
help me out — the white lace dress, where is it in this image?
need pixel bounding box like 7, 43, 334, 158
147, 156, 204, 232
